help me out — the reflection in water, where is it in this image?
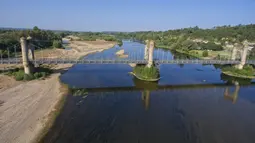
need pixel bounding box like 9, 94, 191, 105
224, 85, 240, 104
141, 90, 150, 110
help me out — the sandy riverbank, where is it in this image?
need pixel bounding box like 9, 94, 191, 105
0, 40, 116, 143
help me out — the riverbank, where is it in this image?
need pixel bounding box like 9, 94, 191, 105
0, 40, 116, 143
222, 71, 255, 79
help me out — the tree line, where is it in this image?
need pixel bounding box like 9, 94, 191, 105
0, 26, 62, 58
113, 24, 255, 51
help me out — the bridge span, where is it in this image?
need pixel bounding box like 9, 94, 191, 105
1, 58, 255, 65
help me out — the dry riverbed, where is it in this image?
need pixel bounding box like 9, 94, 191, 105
0, 40, 116, 143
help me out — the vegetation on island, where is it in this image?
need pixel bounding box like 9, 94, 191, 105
5, 66, 52, 81
132, 65, 160, 81
221, 65, 255, 79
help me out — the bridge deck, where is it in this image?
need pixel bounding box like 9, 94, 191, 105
1, 58, 255, 65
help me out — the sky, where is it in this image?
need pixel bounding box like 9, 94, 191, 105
1, 0, 255, 32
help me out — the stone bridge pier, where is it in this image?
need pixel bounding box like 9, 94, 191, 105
231, 42, 250, 70
20, 37, 35, 74
144, 40, 155, 68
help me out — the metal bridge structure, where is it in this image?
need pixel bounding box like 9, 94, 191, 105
1, 58, 255, 65
0, 38, 254, 68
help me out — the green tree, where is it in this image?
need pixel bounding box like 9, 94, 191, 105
202, 51, 209, 57
53, 40, 62, 48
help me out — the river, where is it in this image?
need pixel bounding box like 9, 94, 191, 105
41, 41, 255, 143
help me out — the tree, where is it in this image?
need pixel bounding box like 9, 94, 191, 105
202, 51, 209, 57
33, 26, 40, 32
53, 40, 62, 48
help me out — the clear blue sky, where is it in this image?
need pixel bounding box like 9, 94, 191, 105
1, 0, 255, 32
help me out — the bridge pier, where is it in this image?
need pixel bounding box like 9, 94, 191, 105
144, 40, 149, 61
20, 37, 34, 74
147, 40, 154, 68
231, 46, 237, 60
237, 47, 248, 70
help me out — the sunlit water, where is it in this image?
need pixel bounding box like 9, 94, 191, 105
41, 41, 255, 143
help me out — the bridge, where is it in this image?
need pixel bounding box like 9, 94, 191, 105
1, 58, 255, 65
0, 37, 254, 74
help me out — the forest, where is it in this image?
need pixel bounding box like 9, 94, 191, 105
0, 26, 62, 58
1, 24, 255, 58
114, 24, 255, 58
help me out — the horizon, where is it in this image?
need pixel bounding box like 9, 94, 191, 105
1, 0, 255, 32
1, 23, 255, 33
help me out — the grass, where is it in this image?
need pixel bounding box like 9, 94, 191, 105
133, 65, 160, 81
175, 49, 231, 60
222, 65, 255, 79
5, 66, 53, 81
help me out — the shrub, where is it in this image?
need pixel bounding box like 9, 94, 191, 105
53, 40, 62, 48
15, 70, 25, 81
133, 65, 159, 79
24, 74, 35, 81
202, 51, 209, 57
41, 72, 47, 78
222, 65, 255, 76
34, 72, 42, 79
198, 42, 223, 51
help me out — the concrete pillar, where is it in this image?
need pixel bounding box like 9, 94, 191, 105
231, 47, 237, 60
147, 40, 154, 68
20, 37, 31, 74
28, 43, 35, 61
237, 47, 248, 69
144, 40, 149, 60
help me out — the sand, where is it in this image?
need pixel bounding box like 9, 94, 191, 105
0, 39, 116, 143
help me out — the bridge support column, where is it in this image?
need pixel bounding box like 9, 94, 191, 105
231, 47, 237, 60
147, 40, 154, 68
28, 42, 35, 61
20, 37, 33, 74
237, 47, 248, 69
144, 40, 149, 61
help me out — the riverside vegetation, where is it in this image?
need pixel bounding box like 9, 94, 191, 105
5, 66, 52, 81
132, 65, 160, 81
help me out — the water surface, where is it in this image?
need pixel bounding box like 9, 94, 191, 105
42, 41, 255, 143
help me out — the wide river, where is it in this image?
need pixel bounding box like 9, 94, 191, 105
41, 41, 255, 143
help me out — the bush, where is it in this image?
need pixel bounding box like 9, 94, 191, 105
53, 40, 62, 48
202, 51, 209, 57
133, 65, 159, 79
222, 65, 255, 76
199, 42, 224, 51
14, 70, 25, 81
24, 74, 35, 81
41, 72, 47, 78
34, 72, 42, 79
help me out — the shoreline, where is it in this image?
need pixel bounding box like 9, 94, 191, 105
0, 40, 116, 143
222, 71, 255, 79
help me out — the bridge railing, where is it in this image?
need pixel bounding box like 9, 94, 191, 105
1, 58, 255, 65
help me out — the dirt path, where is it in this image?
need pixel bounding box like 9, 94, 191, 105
0, 40, 116, 143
